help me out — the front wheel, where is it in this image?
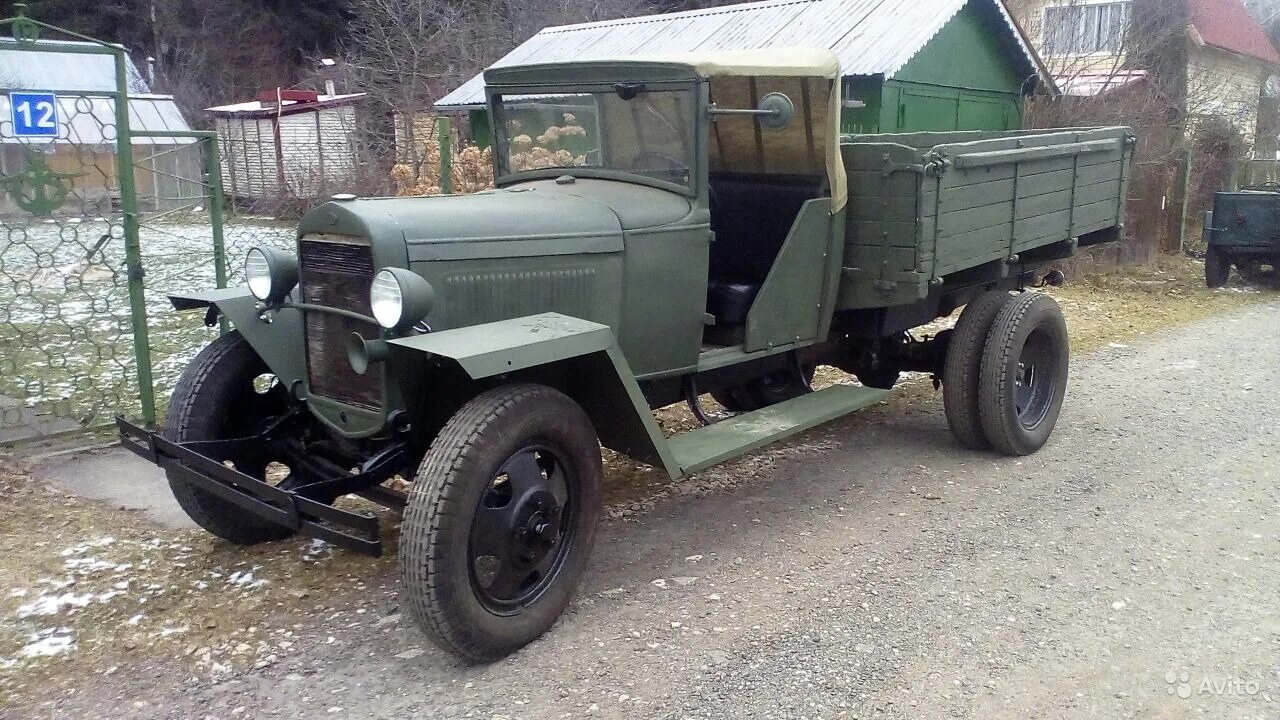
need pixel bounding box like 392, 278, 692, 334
400, 384, 603, 663
978, 293, 1069, 456
165, 331, 298, 545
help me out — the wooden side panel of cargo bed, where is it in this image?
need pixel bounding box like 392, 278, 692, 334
930, 128, 1131, 276
838, 142, 932, 309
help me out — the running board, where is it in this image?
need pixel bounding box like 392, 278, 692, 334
667, 385, 889, 475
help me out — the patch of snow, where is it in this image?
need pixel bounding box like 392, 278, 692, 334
227, 568, 267, 589
20, 628, 75, 658
64, 556, 120, 573
58, 537, 116, 557
38, 577, 76, 590
126, 614, 145, 626
303, 539, 332, 562
17, 592, 94, 618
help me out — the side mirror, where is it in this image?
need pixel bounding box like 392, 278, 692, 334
757, 92, 795, 130
708, 92, 796, 129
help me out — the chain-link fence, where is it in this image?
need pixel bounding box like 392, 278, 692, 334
0, 12, 293, 449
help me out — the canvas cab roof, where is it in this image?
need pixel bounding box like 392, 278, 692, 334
484, 48, 847, 211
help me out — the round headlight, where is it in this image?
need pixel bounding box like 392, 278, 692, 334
370, 268, 434, 331
244, 247, 298, 303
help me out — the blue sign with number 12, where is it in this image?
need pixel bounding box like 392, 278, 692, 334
11, 92, 58, 137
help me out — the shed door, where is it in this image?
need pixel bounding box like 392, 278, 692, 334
956, 96, 1010, 131
896, 88, 958, 132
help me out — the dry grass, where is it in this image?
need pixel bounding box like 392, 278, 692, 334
0, 463, 399, 707
1051, 254, 1270, 352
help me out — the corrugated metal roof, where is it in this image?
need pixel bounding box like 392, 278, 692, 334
206, 93, 367, 119
437, 0, 1049, 107
0, 38, 150, 94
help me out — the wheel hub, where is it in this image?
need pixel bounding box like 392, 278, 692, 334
515, 495, 561, 551
1013, 328, 1058, 430
468, 447, 574, 612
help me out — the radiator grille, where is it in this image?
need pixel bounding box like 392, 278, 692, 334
298, 236, 383, 410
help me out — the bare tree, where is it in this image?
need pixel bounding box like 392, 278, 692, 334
344, 0, 640, 189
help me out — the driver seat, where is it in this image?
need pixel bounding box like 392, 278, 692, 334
705, 175, 823, 328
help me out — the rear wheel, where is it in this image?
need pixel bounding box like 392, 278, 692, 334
978, 293, 1069, 456
164, 331, 296, 545
400, 384, 602, 663
1205, 246, 1230, 288
943, 291, 1011, 450
710, 365, 815, 412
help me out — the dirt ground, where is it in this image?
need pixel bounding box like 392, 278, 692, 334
0, 255, 1274, 718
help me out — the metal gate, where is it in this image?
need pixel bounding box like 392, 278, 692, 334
0, 8, 233, 449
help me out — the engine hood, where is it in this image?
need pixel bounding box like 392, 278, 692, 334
297, 178, 694, 263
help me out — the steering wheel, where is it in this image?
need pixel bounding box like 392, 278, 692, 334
631, 151, 685, 172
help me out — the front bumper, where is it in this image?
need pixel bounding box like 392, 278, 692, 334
116, 416, 384, 556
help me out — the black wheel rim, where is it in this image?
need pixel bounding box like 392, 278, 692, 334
1013, 327, 1059, 430
468, 445, 576, 614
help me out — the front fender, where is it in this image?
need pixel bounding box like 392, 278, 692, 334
388, 313, 680, 478
169, 288, 307, 395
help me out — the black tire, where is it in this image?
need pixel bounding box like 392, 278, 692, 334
709, 385, 755, 413
164, 331, 296, 545
942, 291, 1010, 450
1205, 246, 1230, 288
711, 365, 815, 412
401, 383, 603, 663
977, 293, 1069, 456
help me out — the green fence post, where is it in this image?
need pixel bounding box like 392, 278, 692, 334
205, 135, 230, 334
438, 117, 453, 195
113, 47, 156, 426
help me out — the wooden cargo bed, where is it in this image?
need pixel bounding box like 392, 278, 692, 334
838, 127, 1134, 309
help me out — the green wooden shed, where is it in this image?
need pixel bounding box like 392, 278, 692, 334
435, 0, 1054, 143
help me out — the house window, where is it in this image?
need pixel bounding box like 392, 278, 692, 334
1044, 2, 1131, 55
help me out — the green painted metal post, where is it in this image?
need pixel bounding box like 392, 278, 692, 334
205, 136, 231, 334
438, 117, 453, 195
113, 47, 156, 426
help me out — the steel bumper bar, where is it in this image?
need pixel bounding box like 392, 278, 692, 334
116, 416, 382, 556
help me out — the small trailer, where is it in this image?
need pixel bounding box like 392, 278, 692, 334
118, 49, 1133, 662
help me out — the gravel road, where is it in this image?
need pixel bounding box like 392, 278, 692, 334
31, 300, 1280, 720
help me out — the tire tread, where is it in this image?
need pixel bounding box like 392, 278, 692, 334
942, 291, 1009, 450
401, 383, 600, 662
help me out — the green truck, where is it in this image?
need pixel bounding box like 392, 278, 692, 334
118, 49, 1133, 662
1203, 184, 1280, 287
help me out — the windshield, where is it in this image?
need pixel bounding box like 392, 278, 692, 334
493, 86, 696, 189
